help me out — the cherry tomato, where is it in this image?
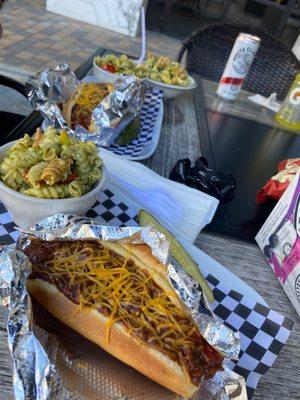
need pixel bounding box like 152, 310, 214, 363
102, 64, 116, 73
63, 171, 77, 184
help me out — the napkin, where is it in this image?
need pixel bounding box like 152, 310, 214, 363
100, 148, 219, 242
248, 93, 281, 112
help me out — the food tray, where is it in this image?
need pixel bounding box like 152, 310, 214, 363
107, 89, 163, 160
41, 86, 163, 161
83, 75, 164, 160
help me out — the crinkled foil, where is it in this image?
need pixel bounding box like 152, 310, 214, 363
26, 64, 144, 147
88, 75, 144, 147
0, 246, 53, 400
0, 243, 90, 400
26, 62, 78, 131
1, 213, 243, 399
200, 366, 247, 400
20, 213, 170, 265
167, 258, 240, 359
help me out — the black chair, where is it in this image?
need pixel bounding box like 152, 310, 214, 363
177, 22, 300, 100
0, 75, 28, 145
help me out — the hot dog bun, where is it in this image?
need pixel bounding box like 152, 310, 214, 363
27, 277, 198, 398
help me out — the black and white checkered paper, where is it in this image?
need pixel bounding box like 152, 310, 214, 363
0, 184, 294, 399
108, 89, 163, 158
206, 275, 293, 398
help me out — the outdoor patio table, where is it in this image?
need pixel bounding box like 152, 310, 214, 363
0, 50, 299, 399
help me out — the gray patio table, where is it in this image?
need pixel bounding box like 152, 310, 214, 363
0, 76, 299, 400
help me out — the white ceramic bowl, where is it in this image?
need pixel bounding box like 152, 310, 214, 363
93, 60, 197, 99
0, 141, 106, 229
144, 76, 197, 99
93, 61, 121, 85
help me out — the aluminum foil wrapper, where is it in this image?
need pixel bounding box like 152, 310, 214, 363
26, 63, 144, 148
200, 366, 247, 400
26, 62, 78, 131
167, 258, 240, 359
88, 75, 144, 147
0, 246, 53, 400
1, 213, 243, 399
19, 214, 170, 266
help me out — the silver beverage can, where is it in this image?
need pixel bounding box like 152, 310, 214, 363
216, 33, 261, 100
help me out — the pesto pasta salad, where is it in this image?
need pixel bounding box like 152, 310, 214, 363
94, 53, 190, 87
0, 126, 102, 199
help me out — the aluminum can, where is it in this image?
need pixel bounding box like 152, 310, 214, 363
216, 33, 261, 100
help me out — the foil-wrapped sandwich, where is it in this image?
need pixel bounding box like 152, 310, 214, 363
26, 63, 144, 147
1, 215, 242, 399
23, 238, 223, 398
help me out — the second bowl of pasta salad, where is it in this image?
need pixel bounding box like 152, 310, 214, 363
93, 53, 197, 99
0, 126, 106, 228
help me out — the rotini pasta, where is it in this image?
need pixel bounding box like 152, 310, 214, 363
0, 126, 102, 199
26, 162, 48, 188
68, 181, 83, 197
89, 167, 102, 182
9, 134, 32, 153
21, 185, 70, 199
40, 158, 70, 186
0, 157, 15, 174
20, 149, 42, 168
41, 146, 57, 161
2, 169, 24, 190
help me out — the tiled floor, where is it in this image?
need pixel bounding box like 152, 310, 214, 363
0, 0, 181, 83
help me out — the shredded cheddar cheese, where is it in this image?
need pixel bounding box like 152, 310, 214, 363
70, 83, 112, 129
74, 83, 111, 107
27, 240, 222, 385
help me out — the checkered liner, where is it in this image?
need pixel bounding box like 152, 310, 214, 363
108, 89, 163, 158
0, 185, 293, 399
206, 275, 293, 399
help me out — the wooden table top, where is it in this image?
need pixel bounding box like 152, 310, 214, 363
0, 80, 299, 400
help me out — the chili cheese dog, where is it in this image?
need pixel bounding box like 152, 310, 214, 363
24, 239, 223, 398
62, 82, 114, 131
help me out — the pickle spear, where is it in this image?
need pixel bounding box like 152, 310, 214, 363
138, 210, 214, 302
